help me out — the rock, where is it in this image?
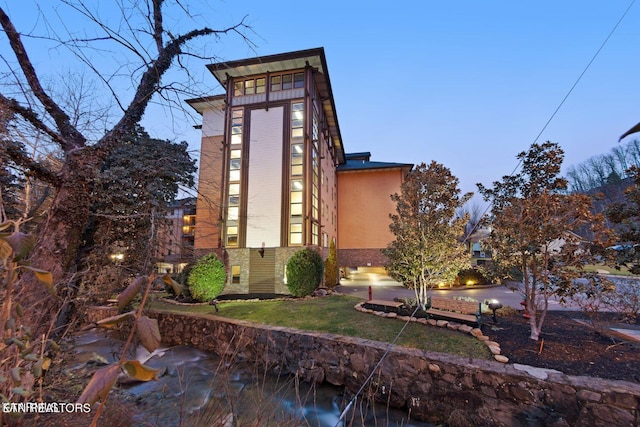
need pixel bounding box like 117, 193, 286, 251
446, 322, 461, 331
386, 312, 398, 318
494, 355, 509, 363
427, 319, 437, 326
417, 318, 428, 325
484, 341, 500, 348
470, 328, 483, 337
489, 345, 501, 355
577, 390, 601, 402
313, 288, 328, 297
436, 320, 449, 327
428, 363, 441, 373
458, 325, 473, 334
476, 335, 490, 341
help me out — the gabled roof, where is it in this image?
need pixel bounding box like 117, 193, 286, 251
203, 48, 345, 164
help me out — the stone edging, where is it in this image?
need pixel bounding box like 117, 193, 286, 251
354, 302, 508, 363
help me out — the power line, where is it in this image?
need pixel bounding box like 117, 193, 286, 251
340, 3, 636, 424
467, 0, 636, 240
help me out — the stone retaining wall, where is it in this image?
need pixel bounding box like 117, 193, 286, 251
148, 309, 640, 427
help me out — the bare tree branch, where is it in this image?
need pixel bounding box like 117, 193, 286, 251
3, 139, 59, 185
152, 0, 164, 53
0, 7, 85, 150
103, 16, 251, 149
0, 93, 65, 146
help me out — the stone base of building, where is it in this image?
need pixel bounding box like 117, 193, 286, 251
194, 246, 323, 295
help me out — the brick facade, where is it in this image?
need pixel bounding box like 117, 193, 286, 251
338, 248, 388, 268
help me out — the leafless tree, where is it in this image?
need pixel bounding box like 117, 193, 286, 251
0, 0, 253, 335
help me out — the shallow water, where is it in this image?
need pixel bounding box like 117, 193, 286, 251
71, 329, 432, 426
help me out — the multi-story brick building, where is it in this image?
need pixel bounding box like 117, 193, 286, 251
155, 197, 196, 273
187, 48, 412, 294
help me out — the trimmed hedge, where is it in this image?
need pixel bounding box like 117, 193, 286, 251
286, 248, 324, 297
324, 240, 339, 289
187, 254, 226, 302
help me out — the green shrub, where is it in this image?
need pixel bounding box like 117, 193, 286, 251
455, 268, 489, 286
286, 248, 324, 297
187, 254, 226, 301
324, 240, 339, 289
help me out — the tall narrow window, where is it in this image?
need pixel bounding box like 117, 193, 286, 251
291, 144, 303, 176
311, 107, 320, 246
226, 109, 243, 248
289, 102, 304, 245
294, 72, 304, 89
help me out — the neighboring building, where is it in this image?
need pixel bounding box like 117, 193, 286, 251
466, 227, 493, 267
155, 197, 196, 273
337, 152, 412, 270
187, 48, 412, 294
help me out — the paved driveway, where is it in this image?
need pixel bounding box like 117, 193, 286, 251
335, 271, 579, 311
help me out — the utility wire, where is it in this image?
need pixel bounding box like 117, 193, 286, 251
465, 0, 636, 241
339, 3, 636, 425
335, 304, 420, 427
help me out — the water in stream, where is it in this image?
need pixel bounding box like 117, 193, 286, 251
71, 330, 432, 426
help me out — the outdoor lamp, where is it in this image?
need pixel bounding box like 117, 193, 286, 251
487, 299, 503, 324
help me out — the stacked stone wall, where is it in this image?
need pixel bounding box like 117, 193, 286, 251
149, 310, 640, 426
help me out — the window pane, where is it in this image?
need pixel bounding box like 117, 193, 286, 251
292, 103, 304, 111
256, 78, 265, 94
227, 235, 238, 247
228, 207, 239, 220
294, 72, 304, 88
230, 149, 241, 159
292, 151, 303, 165
291, 203, 302, 216
229, 170, 240, 181
290, 191, 302, 203
291, 180, 303, 191
290, 233, 302, 245
290, 223, 302, 233
231, 265, 241, 283
282, 74, 292, 90
271, 75, 281, 91
244, 80, 255, 95
232, 110, 243, 119
229, 183, 240, 195
291, 128, 304, 138
229, 195, 239, 206
230, 158, 241, 170
234, 82, 243, 96
231, 134, 242, 145
227, 226, 238, 235
232, 124, 242, 134
291, 165, 303, 176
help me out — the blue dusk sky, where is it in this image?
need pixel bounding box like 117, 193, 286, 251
1, 1, 639, 198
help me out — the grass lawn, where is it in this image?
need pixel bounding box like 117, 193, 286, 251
583, 264, 637, 277
150, 294, 491, 359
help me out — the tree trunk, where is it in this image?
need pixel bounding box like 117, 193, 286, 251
16, 149, 101, 337
527, 301, 540, 341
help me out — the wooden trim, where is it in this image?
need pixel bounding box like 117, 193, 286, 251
281, 102, 291, 247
